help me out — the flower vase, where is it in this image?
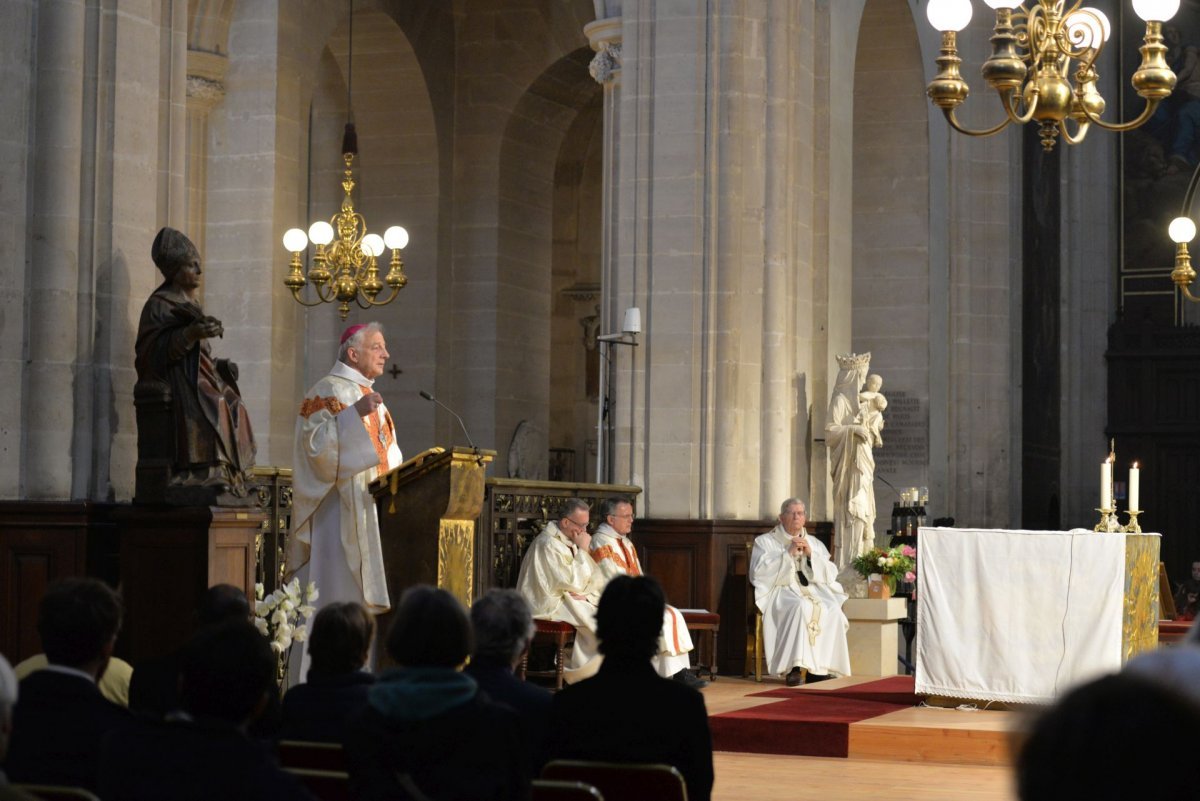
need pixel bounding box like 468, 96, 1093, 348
867, 573, 893, 599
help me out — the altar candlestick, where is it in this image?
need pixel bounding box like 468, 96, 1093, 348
1129, 463, 1140, 513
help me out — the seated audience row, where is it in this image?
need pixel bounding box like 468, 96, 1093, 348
2, 571, 713, 801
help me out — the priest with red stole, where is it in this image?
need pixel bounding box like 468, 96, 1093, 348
287, 323, 403, 677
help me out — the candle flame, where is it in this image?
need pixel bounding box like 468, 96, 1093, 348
1133, 461, 1139, 469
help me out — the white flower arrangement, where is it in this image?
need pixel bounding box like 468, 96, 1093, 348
253, 578, 318, 659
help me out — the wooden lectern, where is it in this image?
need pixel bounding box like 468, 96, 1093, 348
370, 446, 495, 623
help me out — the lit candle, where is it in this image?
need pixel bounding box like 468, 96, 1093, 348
1101, 460, 1112, 510
1129, 462, 1140, 513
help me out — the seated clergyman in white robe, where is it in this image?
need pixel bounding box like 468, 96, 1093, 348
516, 502, 605, 682
589, 499, 696, 681
750, 498, 850, 683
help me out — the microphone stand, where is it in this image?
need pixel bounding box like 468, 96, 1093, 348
419, 391, 484, 465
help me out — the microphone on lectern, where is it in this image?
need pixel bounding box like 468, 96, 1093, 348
419, 390, 478, 451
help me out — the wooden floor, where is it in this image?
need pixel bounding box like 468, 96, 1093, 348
704, 675, 1021, 801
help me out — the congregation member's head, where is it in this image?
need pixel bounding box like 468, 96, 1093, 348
180, 619, 275, 728
308, 602, 375, 679
600, 497, 635, 536
386, 585, 471, 669
779, 497, 807, 534
0, 652, 16, 763
470, 589, 535, 671
197, 583, 251, 627
39, 578, 122, 680
1015, 672, 1200, 800
596, 575, 664, 663
337, 322, 388, 380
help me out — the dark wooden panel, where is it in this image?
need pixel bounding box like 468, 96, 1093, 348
1108, 319, 1200, 586
115, 506, 263, 664
0, 501, 116, 663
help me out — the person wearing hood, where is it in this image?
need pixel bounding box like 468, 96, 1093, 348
344, 585, 529, 801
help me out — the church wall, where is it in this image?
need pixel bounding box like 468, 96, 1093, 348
0, 0, 34, 498
851, 0, 929, 540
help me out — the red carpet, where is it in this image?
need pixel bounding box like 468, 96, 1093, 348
709, 694, 909, 757
750, 675, 919, 706
711, 677, 918, 757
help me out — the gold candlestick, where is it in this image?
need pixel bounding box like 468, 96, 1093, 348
1123, 509, 1142, 534
1094, 507, 1121, 533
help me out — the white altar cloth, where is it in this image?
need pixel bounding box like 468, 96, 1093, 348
915, 527, 1157, 704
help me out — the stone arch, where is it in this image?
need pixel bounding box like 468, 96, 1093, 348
494, 47, 602, 477
850, 0, 931, 535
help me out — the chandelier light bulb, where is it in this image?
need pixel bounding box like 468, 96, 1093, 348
1132, 0, 1180, 22
282, 228, 308, 253
926, 0, 972, 32
1169, 217, 1197, 244
384, 226, 409, 250
361, 233, 385, 258
982, 0, 1022, 9
308, 221, 335, 246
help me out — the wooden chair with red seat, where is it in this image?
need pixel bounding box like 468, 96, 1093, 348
284, 768, 353, 801
277, 739, 347, 772
519, 619, 577, 690
679, 610, 720, 681
541, 760, 687, 801
531, 779, 605, 801
13, 787, 101, 801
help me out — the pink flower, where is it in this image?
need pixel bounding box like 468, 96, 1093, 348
902, 545, 916, 557
904, 571, 916, 582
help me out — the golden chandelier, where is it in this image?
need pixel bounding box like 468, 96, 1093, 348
925, 0, 1180, 151
281, 123, 409, 321
281, 0, 408, 321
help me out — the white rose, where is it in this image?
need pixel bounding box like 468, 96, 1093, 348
877, 557, 887, 567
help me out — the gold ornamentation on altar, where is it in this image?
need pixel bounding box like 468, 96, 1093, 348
1122, 534, 1160, 660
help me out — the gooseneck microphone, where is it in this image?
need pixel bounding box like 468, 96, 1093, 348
419, 390, 478, 450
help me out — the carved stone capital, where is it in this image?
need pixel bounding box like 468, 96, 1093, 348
584, 16, 622, 85
588, 42, 623, 84
187, 75, 225, 111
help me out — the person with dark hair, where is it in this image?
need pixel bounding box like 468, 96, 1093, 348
5, 578, 130, 791
97, 620, 316, 801
547, 576, 714, 801
279, 601, 376, 742
589, 498, 705, 687
465, 589, 552, 779
345, 585, 529, 801
128, 582, 253, 720
516, 498, 604, 682
134, 226, 256, 500
1016, 671, 1200, 801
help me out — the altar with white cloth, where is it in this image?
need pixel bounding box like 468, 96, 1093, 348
915, 527, 1160, 704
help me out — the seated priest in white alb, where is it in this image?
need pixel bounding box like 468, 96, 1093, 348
516, 498, 605, 682
750, 497, 850, 686
589, 498, 707, 689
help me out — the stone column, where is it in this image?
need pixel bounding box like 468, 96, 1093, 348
584, 16, 622, 483
25, 0, 87, 498
185, 49, 229, 259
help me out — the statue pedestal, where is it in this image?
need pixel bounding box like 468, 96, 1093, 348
844, 597, 907, 677
115, 505, 264, 664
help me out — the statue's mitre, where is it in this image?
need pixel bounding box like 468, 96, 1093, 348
835, 352, 871, 369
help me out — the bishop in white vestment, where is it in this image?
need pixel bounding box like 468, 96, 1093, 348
287, 323, 403, 677
750, 498, 850, 682
516, 499, 605, 681
589, 499, 696, 680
